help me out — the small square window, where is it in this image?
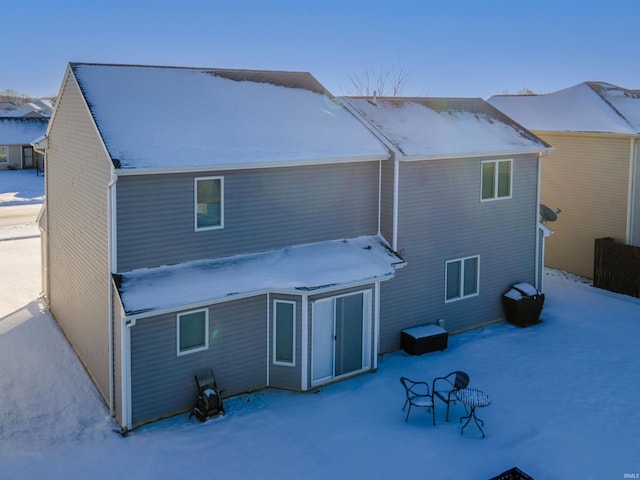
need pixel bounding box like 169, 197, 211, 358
481, 160, 512, 201
195, 177, 223, 231
0, 146, 8, 164
445, 256, 479, 302
177, 309, 209, 355
274, 300, 295, 366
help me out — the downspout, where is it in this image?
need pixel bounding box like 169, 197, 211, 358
626, 137, 638, 244
301, 295, 309, 391
108, 171, 117, 417
121, 315, 136, 432
31, 136, 48, 304
377, 160, 382, 236
337, 97, 401, 249
535, 154, 542, 291
373, 282, 380, 369
393, 153, 399, 251
266, 294, 270, 386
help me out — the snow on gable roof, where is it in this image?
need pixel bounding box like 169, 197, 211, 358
0, 118, 49, 145
115, 235, 405, 316
70, 63, 389, 171
488, 82, 640, 135
344, 97, 549, 160
588, 82, 640, 133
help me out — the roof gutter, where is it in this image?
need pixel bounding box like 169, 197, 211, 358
30, 134, 48, 154
112, 154, 390, 177
399, 147, 553, 163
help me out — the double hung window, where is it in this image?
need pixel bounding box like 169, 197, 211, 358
195, 176, 223, 231
0, 146, 8, 164
481, 159, 512, 200
177, 309, 209, 355
445, 256, 480, 302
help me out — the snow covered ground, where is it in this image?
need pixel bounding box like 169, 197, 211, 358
1, 170, 639, 479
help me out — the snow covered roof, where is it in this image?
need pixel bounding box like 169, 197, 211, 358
115, 235, 405, 317
69, 63, 389, 171
0, 108, 49, 119
343, 97, 550, 160
0, 118, 49, 145
488, 82, 640, 135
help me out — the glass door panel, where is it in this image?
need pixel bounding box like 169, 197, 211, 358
311, 299, 334, 384
335, 294, 364, 376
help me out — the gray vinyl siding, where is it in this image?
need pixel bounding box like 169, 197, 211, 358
116, 162, 380, 271
130, 295, 267, 426
45, 72, 113, 401
380, 155, 539, 352
268, 294, 303, 390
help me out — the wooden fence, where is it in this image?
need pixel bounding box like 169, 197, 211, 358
593, 237, 640, 298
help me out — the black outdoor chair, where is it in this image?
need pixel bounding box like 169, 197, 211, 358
432, 371, 470, 422
400, 377, 435, 425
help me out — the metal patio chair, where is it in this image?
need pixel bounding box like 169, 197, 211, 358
400, 376, 435, 425
432, 371, 470, 421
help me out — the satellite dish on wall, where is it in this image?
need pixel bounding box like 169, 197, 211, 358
540, 204, 561, 223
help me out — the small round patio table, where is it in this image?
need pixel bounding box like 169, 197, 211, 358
456, 388, 491, 438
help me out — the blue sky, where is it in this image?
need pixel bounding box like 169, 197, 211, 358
3, 0, 640, 99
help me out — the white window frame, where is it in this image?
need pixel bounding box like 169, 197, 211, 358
481, 159, 512, 201
194, 176, 224, 231
176, 308, 209, 356
445, 255, 480, 303
0, 146, 8, 164
273, 300, 296, 367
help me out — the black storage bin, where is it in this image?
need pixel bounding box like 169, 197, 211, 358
400, 324, 448, 355
502, 282, 544, 327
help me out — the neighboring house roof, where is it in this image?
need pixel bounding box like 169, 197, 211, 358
115, 235, 405, 316
0, 118, 49, 145
343, 96, 550, 160
0, 108, 49, 119
68, 63, 389, 171
488, 82, 640, 135
28, 99, 56, 111
0, 102, 17, 111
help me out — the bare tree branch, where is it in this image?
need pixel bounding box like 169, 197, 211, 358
347, 66, 408, 97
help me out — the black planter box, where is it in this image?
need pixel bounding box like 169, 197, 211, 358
401, 324, 448, 355
503, 283, 545, 327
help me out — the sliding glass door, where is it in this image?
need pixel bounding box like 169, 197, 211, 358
311, 290, 371, 385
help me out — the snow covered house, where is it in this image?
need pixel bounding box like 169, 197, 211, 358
489, 82, 640, 279
38, 63, 549, 430
0, 118, 47, 170
38, 63, 404, 430
342, 97, 551, 349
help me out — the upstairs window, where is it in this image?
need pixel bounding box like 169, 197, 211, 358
445, 256, 480, 302
481, 160, 512, 201
195, 176, 224, 231
0, 146, 8, 164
